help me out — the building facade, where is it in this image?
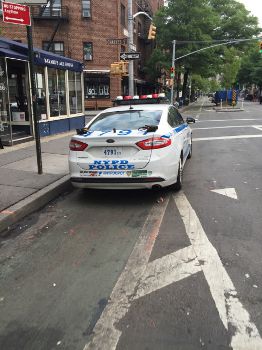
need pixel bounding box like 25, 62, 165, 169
0, 0, 164, 110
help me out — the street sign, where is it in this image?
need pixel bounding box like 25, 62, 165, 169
4, 0, 48, 3
107, 38, 127, 45
119, 52, 141, 60
3, 1, 31, 26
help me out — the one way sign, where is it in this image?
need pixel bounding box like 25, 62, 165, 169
120, 52, 141, 60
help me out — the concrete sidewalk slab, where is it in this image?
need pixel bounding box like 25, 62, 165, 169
3, 153, 69, 174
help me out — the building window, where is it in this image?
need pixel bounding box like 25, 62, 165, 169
48, 68, 67, 117
84, 74, 110, 99
121, 3, 125, 26
42, 41, 64, 56
35, 67, 47, 120
42, 0, 62, 17
83, 42, 93, 61
82, 0, 91, 18
69, 71, 82, 114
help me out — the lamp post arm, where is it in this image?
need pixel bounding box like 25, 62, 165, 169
133, 11, 153, 21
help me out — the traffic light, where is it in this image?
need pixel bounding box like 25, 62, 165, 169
110, 61, 129, 76
170, 66, 175, 78
110, 63, 121, 75
148, 24, 157, 40
260, 41, 262, 53
119, 60, 129, 76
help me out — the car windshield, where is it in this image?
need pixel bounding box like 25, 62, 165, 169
88, 110, 162, 131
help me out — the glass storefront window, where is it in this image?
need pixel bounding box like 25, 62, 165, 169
48, 68, 67, 117
84, 74, 110, 99
69, 71, 83, 114
35, 67, 47, 120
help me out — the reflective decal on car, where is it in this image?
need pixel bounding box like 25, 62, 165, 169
88, 160, 135, 170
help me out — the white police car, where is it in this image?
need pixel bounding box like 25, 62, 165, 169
69, 94, 195, 190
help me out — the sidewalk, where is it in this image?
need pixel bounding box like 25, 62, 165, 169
0, 113, 97, 235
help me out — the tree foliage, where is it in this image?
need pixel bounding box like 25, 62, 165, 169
147, 0, 261, 97
237, 47, 262, 88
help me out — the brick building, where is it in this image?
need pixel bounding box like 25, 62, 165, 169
0, 0, 164, 110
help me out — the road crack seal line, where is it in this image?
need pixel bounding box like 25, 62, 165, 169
174, 192, 262, 350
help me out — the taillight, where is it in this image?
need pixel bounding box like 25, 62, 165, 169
69, 139, 88, 151
136, 137, 171, 150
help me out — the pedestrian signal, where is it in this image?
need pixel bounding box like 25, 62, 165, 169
260, 41, 262, 53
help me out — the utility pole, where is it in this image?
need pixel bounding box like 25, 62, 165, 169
170, 40, 176, 104
128, 0, 134, 96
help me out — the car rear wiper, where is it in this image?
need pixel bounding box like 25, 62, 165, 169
138, 125, 158, 132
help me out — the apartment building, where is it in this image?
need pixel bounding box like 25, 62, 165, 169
1, 0, 164, 110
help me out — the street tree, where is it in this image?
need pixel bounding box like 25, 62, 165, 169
147, 0, 260, 98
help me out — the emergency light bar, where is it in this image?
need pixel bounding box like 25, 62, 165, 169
114, 93, 169, 106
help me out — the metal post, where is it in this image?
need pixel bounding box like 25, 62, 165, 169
26, 23, 43, 174
170, 40, 176, 104
128, 0, 134, 96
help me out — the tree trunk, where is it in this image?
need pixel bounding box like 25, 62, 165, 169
182, 70, 189, 99
176, 72, 181, 100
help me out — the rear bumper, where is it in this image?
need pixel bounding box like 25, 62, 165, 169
71, 177, 165, 184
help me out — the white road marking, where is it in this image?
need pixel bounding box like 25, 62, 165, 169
197, 118, 262, 123
211, 188, 238, 200
175, 192, 262, 350
83, 197, 170, 350
193, 135, 262, 141
193, 125, 262, 131
133, 246, 201, 300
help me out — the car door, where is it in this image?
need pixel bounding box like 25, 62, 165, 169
173, 109, 190, 160
167, 107, 184, 156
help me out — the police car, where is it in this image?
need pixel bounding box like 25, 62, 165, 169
69, 94, 195, 190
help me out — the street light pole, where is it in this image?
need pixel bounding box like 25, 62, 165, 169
128, 0, 134, 96
170, 40, 176, 104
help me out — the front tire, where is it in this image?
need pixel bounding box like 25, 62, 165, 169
172, 158, 183, 191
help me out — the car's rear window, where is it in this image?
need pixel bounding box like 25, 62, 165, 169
88, 110, 162, 131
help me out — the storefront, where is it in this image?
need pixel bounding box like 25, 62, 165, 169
84, 70, 112, 110
0, 38, 84, 146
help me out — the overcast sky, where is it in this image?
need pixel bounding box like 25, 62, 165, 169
238, 0, 262, 27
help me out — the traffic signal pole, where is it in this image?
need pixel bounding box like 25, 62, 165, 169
170, 40, 176, 104
128, 0, 134, 96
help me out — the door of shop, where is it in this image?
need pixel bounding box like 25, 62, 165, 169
6, 58, 33, 145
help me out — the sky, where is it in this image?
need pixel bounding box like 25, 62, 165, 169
238, 0, 262, 27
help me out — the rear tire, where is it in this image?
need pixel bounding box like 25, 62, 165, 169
172, 158, 182, 191
187, 137, 192, 159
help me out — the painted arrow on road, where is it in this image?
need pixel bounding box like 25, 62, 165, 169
211, 188, 238, 200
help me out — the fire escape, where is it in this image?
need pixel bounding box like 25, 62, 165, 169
31, 0, 69, 52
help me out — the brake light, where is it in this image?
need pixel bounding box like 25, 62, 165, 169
69, 139, 88, 151
136, 137, 171, 150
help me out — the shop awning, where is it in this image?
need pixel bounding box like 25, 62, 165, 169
0, 47, 28, 61
0, 37, 83, 72
34, 49, 83, 72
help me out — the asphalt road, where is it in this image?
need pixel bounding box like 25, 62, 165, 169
1, 98, 262, 350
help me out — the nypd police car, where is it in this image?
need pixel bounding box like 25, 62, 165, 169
69, 94, 195, 190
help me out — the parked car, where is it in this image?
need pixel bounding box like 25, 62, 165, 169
69, 94, 195, 190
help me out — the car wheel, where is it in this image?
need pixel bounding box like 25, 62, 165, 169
187, 137, 192, 159
172, 157, 183, 191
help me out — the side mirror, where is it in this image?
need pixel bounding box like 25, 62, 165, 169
186, 117, 196, 124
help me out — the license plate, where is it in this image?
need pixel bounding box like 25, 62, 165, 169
103, 147, 122, 158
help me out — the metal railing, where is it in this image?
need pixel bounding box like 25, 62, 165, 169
31, 6, 69, 20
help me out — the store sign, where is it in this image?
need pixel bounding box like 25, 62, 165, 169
34, 52, 83, 72
3, 2, 31, 26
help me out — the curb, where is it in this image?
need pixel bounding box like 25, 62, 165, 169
215, 108, 244, 113
0, 175, 73, 236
